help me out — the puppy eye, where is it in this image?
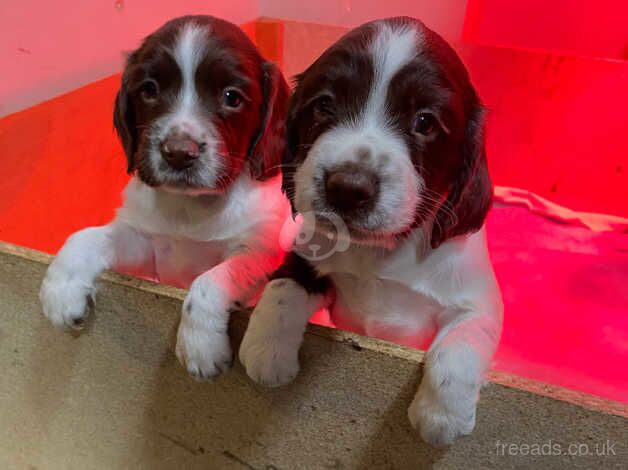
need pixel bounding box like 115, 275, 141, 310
413, 112, 437, 136
223, 88, 244, 109
139, 79, 159, 104
313, 95, 334, 121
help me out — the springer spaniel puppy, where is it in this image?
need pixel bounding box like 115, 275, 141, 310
240, 17, 503, 446
40, 16, 290, 380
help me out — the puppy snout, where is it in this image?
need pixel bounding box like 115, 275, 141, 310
324, 163, 379, 215
160, 133, 204, 170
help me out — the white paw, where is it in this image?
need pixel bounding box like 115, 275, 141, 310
39, 266, 95, 330
408, 385, 476, 447
175, 280, 233, 381
239, 327, 300, 388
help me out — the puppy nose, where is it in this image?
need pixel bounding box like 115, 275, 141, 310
160, 133, 202, 170
324, 163, 379, 215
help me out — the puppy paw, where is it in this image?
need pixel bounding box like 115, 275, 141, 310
408, 386, 476, 448
239, 328, 300, 387
176, 283, 233, 381
176, 324, 233, 381
39, 267, 95, 330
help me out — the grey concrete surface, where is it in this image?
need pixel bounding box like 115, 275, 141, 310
0, 243, 626, 470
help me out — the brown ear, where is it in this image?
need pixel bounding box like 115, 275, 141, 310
248, 61, 290, 180
280, 72, 307, 214
113, 57, 137, 174
431, 105, 493, 248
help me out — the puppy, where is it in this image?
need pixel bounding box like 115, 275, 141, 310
240, 17, 503, 446
40, 16, 291, 381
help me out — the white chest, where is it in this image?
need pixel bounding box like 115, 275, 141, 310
149, 235, 227, 287
329, 272, 440, 348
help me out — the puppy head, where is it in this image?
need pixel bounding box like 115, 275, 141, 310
284, 17, 492, 248
114, 15, 289, 195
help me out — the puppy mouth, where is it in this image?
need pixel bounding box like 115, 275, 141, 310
343, 223, 405, 246
306, 206, 405, 248
305, 183, 422, 247
161, 184, 224, 196
135, 161, 204, 189
154, 173, 232, 195
306, 184, 401, 241
159, 173, 224, 194
133, 144, 236, 193
300, 159, 420, 245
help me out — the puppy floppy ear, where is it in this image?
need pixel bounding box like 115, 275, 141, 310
280, 72, 306, 214
113, 57, 137, 174
431, 104, 493, 248
248, 61, 290, 181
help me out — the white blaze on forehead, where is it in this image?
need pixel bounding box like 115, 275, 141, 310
294, 21, 425, 236
148, 22, 223, 190
364, 23, 421, 127
172, 23, 208, 121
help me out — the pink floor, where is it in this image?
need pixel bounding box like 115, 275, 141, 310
308, 192, 628, 403
487, 196, 628, 402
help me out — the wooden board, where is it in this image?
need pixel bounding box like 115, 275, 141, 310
1, 241, 625, 470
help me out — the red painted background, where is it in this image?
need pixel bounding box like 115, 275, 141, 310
464, 0, 628, 61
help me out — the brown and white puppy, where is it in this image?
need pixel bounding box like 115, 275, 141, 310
40, 16, 290, 380
240, 17, 503, 446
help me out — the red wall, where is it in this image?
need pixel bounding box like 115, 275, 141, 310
459, 0, 628, 216
462, 44, 628, 217
464, 0, 628, 61
0, 0, 259, 117
0, 76, 127, 254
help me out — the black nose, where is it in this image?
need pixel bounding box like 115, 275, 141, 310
160, 133, 202, 170
324, 163, 379, 215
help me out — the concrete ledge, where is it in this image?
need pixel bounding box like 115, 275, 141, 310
0, 242, 625, 469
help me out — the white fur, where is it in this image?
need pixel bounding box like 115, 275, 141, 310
327, 228, 502, 447
366, 22, 420, 127
239, 279, 328, 386
242, 225, 502, 446
146, 23, 223, 193
293, 24, 422, 235
240, 22, 503, 447
41, 171, 290, 379
176, 266, 233, 380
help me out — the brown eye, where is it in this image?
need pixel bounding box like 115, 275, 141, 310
313, 95, 334, 121
140, 79, 159, 104
414, 112, 437, 136
223, 88, 243, 109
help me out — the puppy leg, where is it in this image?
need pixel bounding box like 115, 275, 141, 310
408, 308, 501, 447
176, 250, 279, 381
239, 278, 328, 387
39, 222, 153, 330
